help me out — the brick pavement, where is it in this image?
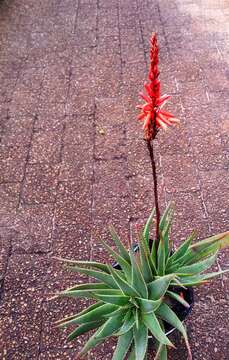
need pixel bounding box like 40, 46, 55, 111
0, 0, 228, 359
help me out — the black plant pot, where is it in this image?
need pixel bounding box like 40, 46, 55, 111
112, 241, 194, 336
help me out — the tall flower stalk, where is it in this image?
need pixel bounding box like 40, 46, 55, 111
137, 33, 179, 246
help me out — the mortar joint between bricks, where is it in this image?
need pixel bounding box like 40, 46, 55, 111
0, 236, 13, 305
17, 68, 46, 208
89, 1, 99, 281
136, 0, 148, 68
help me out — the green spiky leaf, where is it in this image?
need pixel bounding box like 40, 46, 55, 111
56, 301, 103, 327
166, 290, 190, 309
177, 269, 229, 287
143, 207, 155, 246
154, 321, 167, 360
175, 253, 217, 275
98, 237, 132, 281
137, 297, 162, 313
157, 236, 165, 276
59, 303, 118, 328
67, 320, 105, 341
115, 312, 135, 336
155, 343, 167, 360
64, 265, 118, 288
148, 274, 175, 300
94, 293, 130, 306
112, 329, 133, 360
156, 303, 192, 359
63, 282, 109, 293
130, 249, 148, 298
142, 312, 173, 347
78, 313, 124, 357
190, 231, 229, 253
166, 230, 196, 268
109, 225, 131, 263
54, 257, 110, 273
133, 323, 148, 360
159, 202, 174, 260
138, 232, 155, 281
109, 266, 140, 297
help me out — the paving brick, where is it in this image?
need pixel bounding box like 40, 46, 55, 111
28, 31, 69, 58
97, 35, 120, 56
122, 61, 146, 90
52, 224, 91, 259
95, 123, 126, 160
157, 127, 191, 155
179, 81, 210, 108
202, 186, 228, 233
129, 173, 166, 221
13, 204, 54, 253
89, 338, 117, 360
95, 97, 125, 126
26, 48, 72, 69
91, 195, 130, 264
199, 169, 228, 192
96, 66, 122, 98
98, 8, 119, 35
0, 144, 28, 183
0, 76, 18, 103
0, 254, 50, 315
21, 163, 60, 204
55, 180, 92, 227
159, 70, 178, 95
59, 144, 93, 182
0, 312, 41, 359
183, 105, 219, 136
74, 29, 97, 48
34, 114, 65, 131
38, 349, 89, 360
41, 296, 90, 352
29, 130, 62, 164
66, 88, 95, 115
71, 47, 97, 70
162, 154, 200, 193
1, 115, 34, 135
185, 285, 229, 360
192, 134, 227, 171
78, 4, 97, 31
39, 65, 70, 104
42, 260, 91, 353
8, 67, 44, 117
0, 103, 8, 122
166, 190, 209, 245
0, 228, 15, 277
0, 183, 20, 227
63, 114, 94, 146
37, 101, 66, 117
1, 116, 33, 147
127, 139, 160, 177
94, 158, 128, 197
9, 90, 40, 117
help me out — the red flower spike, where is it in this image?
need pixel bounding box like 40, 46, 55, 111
137, 32, 180, 140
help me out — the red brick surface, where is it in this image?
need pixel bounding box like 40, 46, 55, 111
0, 0, 228, 359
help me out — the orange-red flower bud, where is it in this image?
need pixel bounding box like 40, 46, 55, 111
137, 33, 179, 140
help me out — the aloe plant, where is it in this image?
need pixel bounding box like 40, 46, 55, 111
55, 204, 229, 359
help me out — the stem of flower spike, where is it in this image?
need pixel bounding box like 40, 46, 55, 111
146, 139, 160, 248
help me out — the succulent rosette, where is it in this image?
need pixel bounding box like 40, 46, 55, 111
55, 205, 229, 359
